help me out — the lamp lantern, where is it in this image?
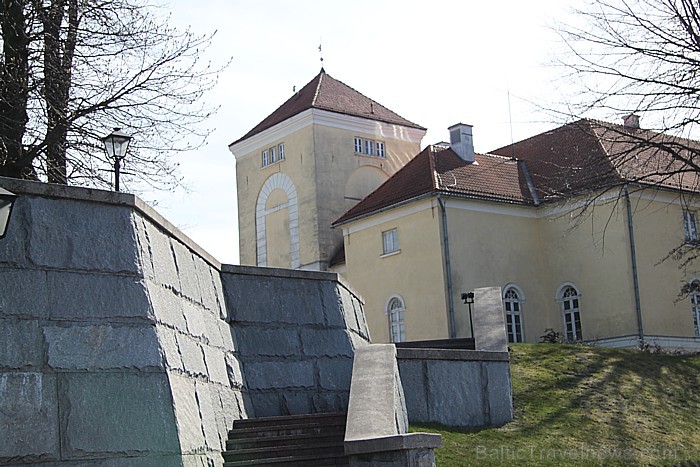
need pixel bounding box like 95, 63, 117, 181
0, 187, 18, 239
101, 128, 132, 192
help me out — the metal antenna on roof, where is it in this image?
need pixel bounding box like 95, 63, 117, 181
507, 83, 516, 159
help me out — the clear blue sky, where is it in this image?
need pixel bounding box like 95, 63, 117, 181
146, 0, 580, 264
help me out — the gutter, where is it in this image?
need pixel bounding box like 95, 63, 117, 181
623, 184, 645, 346
437, 194, 457, 338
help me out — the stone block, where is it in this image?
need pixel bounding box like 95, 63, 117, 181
172, 241, 201, 303
47, 271, 151, 321
218, 320, 236, 351
317, 357, 353, 391
168, 375, 206, 455
26, 198, 139, 273
145, 222, 180, 291
222, 274, 325, 325
133, 215, 156, 280
338, 286, 360, 331
61, 373, 179, 457
182, 301, 208, 340
218, 386, 244, 432
80, 455, 188, 466
473, 287, 508, 352
202, 345, 229, 385
0, 372, 59, 461
244, 361, 315, 390
194, 255, 220, 313
0, 319, 45, 369
147, 280, 187, 332
203, 313, 225, 349
249, 392, 282, 418
225, 354, 245, 389
318, 282, 345, 328
426, 360, 484, 427
195, 381, 223, 451
300, 328, 353, 357
0, 268, 49, 319
397, 359, 429, 423
486, 362, 514, 426
281, 392, 312, 415
349, 447, 436, 467
156, 325, 184, 371
176, 335, 207, 377
312, 393, 342, 413
44, 324, 162, 371
235, 326, 300, 357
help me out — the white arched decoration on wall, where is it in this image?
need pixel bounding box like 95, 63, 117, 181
256, 173, 299, 268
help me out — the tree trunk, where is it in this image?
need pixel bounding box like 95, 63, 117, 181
0, 0, 31, 179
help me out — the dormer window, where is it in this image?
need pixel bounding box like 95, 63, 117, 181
262, 143, 285, 167
354, 137, 386, 158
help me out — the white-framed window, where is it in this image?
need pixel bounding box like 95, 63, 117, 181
353, 137, 386, 158
691, 281, 700, 336
559, 285, 582, 342
278, 143, 285, 160
503, 286, 524, 343
262, 143, 285, 167
387, 296, 406, 343
382, 228, 399, 255
684, 210, 698, 243
376, 142, 385, 158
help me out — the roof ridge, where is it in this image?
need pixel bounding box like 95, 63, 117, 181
311, 71, 324, 107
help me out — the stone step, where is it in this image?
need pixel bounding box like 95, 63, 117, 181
223, 442, 345, 463
224, 412, 349, 466
226, 431, 345, 450
223, 452, 349, 467
232, 411, 346, 430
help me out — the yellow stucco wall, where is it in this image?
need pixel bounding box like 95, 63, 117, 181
235, 116, 422, 270
235, 125, 316, 267
340, 188, 700, 344
341, 200, 449, 342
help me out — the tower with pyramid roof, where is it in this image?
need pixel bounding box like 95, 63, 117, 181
229, 70, 426, 270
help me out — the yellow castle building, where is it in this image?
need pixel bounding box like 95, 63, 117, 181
231, 71, 700, 350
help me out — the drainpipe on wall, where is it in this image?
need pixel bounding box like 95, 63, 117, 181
437, 194, 457, 338
623, 184, 645, 346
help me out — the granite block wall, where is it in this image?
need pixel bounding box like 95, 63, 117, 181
0, 178, 369, 466
221, 265, 369, 417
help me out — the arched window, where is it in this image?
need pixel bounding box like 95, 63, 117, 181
691, 281, 700, 336
559, 285, 582, 341
387, 297, 406, 343
503, 286, 524, 343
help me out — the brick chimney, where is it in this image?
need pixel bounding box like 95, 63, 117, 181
449, 123, 475, 163
623, 114, 640, 129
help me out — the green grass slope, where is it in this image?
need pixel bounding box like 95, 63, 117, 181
412, 344, 700, 466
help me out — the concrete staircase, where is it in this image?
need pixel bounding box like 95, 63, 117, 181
222, 412, 349, 466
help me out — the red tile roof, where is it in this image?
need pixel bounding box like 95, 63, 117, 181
492, 119, 700, 200
333, 146, 535, 225
334, 118, 700, 226
230, 69, 425, 146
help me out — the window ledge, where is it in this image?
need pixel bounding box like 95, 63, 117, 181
261, 159, 285, 169
354, 152, 387, 160
380, 250, 401, 258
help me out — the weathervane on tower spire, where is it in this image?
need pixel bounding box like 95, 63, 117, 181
319, 39, 325, 73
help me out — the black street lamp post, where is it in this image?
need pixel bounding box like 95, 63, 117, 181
101, 128, 132, 192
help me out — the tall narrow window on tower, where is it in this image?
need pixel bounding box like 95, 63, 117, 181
278, 143, 285, 160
